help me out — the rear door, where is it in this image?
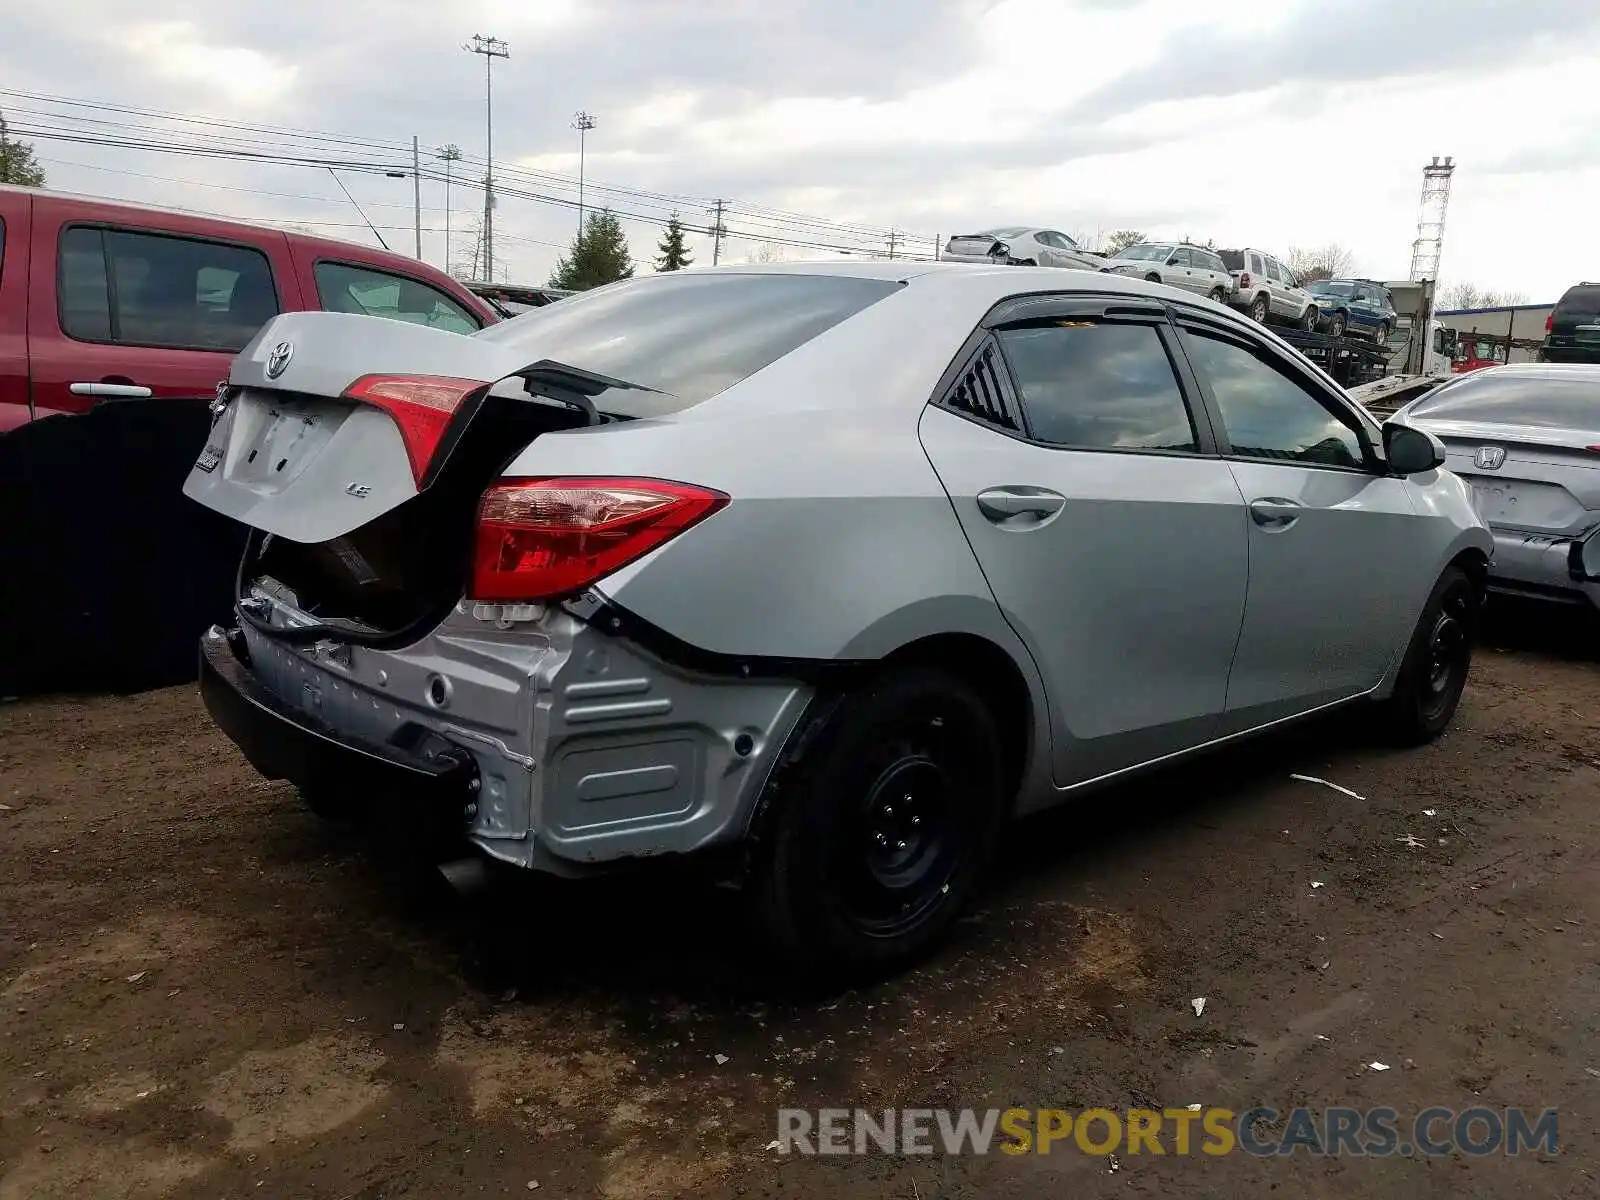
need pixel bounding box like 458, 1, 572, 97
0, 190, 29, 431
917, 296, 1248, 786
26, 198, 297, 418
1173, 309, 1428, 728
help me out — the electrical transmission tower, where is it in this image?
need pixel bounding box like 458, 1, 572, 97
1408, 155, 1454, 283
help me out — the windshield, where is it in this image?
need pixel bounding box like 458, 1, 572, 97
1554, 285, 1600, 325
472, 271, 902, 416
1408, 371, 1600, 430
1117, 244, 1171, 262
1311, 281, 1354, 296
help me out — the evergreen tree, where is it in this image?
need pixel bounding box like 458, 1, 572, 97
549, 209, 634, 290
0, 113, 46, 188
654, 212, 692, 271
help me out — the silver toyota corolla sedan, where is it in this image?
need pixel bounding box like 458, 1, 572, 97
185, 262, 1491, 975
1395, 362, 1600, 609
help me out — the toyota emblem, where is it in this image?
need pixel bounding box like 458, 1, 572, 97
265, 341, 294, 379
1473, 445, 1506, 470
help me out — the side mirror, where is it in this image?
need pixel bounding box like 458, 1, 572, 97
1382, 422, 1447, 475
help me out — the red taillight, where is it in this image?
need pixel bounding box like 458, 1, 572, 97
343, 373, 487, 486
1239, 271, 1252, 289
1547, 313, 1555, 332
470, 477, 729, 602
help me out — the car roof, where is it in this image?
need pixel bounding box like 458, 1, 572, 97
614, 259, 1268, 318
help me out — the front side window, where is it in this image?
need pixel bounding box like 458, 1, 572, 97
315, 261, 481, 334
996, 321, 1197, 452
1183, 330, 1365, 469
1119, 244, 1170, 262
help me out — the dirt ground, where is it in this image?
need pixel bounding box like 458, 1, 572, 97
2, 606, 1598, 1199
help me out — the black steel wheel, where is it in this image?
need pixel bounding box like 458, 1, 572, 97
1373, 566, 1480, 745
751, 666, 1008, 977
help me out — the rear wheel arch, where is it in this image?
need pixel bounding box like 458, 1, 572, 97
741, 631, 1035, 853
880, 632, 1034, 806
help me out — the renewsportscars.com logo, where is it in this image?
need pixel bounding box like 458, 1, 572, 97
776, 1106, 1559, 1158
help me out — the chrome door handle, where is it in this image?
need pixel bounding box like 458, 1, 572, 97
1249, 497, 1303, 528
70, 382, 153, 399
977, 487, 1066, 525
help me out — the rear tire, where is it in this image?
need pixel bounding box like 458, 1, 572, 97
1329, 310, 1348, 337
750, 667, 1008, 979
1373, 321, 1391, 346
1145, 273, 1162, 284
1371, 566, 1479, 746
1249, 294, 1269, 323
1208, 287, 1226, 302
1301, 304, 1319, 331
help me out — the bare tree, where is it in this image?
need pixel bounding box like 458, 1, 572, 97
741, 241, 787, 265
1440, 282, 1528, 310
1100, 229, 1145, 256
1286, 244, 1355, 284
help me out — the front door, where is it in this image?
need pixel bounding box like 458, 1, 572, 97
919, 302, 1248, 785
1173, 313, 1426, 729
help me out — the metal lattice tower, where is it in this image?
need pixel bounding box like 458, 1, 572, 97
1408, 156, 1455, 282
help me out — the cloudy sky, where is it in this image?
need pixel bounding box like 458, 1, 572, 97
5, 0, 1598, 301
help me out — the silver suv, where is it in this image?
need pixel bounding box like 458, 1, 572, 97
1100, 242, 1234, 302
1219, 248, 1319, 331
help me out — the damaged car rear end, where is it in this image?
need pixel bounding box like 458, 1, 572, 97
186, 267, 1007, 975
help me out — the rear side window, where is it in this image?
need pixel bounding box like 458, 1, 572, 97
471, 271, 902, 417
58, 227, 279, 351
314, 261, 481, 334
1407, 373, 1600, 430
995, 322, 1197, 452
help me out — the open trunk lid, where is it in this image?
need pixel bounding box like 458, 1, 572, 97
184, 310, 591, 640
185, 311, 539, 543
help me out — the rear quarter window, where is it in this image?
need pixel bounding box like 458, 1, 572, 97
471, 271, 903, 417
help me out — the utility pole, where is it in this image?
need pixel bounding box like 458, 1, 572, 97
464, 34, 509, 281
572, 111, 596, 237
436, 144, 462, 276
411, 136, 422, 260
709, 199, 727, 265
886, 229, 900, 260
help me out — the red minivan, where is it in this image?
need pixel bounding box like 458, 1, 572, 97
0, 184, 499, 432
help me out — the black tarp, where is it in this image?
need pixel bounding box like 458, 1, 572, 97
0, 399, 248, 697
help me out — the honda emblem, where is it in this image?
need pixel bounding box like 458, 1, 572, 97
1474, 446, 1506, 470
